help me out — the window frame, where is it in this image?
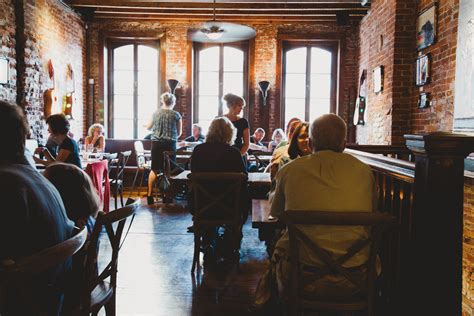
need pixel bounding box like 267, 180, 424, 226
192, 41, 250, 126
281, 40, 338, 126
107, 39, 160, 139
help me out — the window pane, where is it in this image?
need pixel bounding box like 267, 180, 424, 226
224, 47, 243, 72
310, 74, 331, 99
198, 120, 213, 136
138, 71, 158, 96
311, 48, 332, 74
138, 95, 157, 120
199, 71, 219, 96
284, 98, 305, 128
137, 119, 151, 139
310, 99, 330, 123
114, 70, 134, 95
114, 95, 133, 119
198, 96, 220, 122
286, 48, 307, 74
223, 72, 243, 97
199, 47, 219, 71
285, 73, 306, 98
114, 45, 134, 71
114, 119, 134, 139
138, 45, 158, 71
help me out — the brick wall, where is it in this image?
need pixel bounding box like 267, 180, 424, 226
0, 0, 16, 103
24, 0, 86, 141
357, 0, 399, 144
357, 0, 458, 144
464, 177, 474, 315
412, 0, 458, 134
3, 0, 86, 141
89, 20, 359, 140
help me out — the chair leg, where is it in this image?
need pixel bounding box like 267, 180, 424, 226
104, 298, 116, 316
129, 168, 140, 198
138, 171, 145, 197
192, 228, 201, 273
114, 190, 118, 210
119, 186, 124, 207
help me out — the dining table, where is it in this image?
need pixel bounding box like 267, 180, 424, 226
165, 170, 271, 201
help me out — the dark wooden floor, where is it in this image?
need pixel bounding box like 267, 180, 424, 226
99, 197, 269, 315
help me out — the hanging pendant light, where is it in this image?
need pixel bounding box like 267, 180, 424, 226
190, 0, 256, 43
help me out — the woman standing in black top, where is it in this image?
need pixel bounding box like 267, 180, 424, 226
223, 93, 250, 156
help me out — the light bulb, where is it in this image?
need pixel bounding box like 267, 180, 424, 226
206, 32, 223, 40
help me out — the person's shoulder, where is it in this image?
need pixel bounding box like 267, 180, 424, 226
173, 110, 182, 119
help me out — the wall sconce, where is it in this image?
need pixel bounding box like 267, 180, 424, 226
258, 81, 270, 106
167, 79, 180, 95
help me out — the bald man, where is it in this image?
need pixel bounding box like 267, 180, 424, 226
256, 114, 377, 305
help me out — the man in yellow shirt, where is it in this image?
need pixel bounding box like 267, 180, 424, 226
256, 114, 377, 305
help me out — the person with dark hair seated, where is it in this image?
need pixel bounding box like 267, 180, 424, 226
34, 114, 81, 169
279, 122, 311, 167
0, 101, 74, 315
190, 117, 249, 263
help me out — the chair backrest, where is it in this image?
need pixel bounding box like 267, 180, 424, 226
163, 150, 192, 177
134, 141, 144, 154
81, 201, 138, 310
190, 172, 247, 225
1, 227, 87, 278
110, 150, 132, 184
281, 210, 394, 315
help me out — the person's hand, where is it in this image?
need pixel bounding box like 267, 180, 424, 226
34, 147, 45, 155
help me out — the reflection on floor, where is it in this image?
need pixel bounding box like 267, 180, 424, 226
99, 198, 268, 315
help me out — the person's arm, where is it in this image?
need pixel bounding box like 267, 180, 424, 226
270, 171, 285, 218
145, 116, 154, 130
176, 118, 183, 138
33, 147, 55, 166
268, 142, 273, 152
240, 127, 250, 155
84, 136, 91, 147
99, 136, 105, 151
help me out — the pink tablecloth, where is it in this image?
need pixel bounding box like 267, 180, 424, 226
85, 160, 110, 213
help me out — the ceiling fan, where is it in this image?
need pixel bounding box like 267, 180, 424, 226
189, 0, 256, 43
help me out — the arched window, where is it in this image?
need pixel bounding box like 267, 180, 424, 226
109, 42, 159, 139
193, 42, 248, 133
282, 42, 337, 128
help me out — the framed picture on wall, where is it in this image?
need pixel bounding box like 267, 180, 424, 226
416, 53, 430, 86
418, 92, 430, 108
417, 3, 437, 51
373, 66, 383, 94
0, 58, 8, 84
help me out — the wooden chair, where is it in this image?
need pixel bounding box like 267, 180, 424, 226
189, 172, 247, 273
109, 150, 132, 209
78, 201, 138, 316
248, 150, 271, 172
281, 210, 395, 316
0, 227, 87, 314
162, 150, 192, 202
129, 141, 152, 198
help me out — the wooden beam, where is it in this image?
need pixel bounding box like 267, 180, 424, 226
67, 1, 367, 10
94, 8, 367, 15
92, 14, 364, 23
